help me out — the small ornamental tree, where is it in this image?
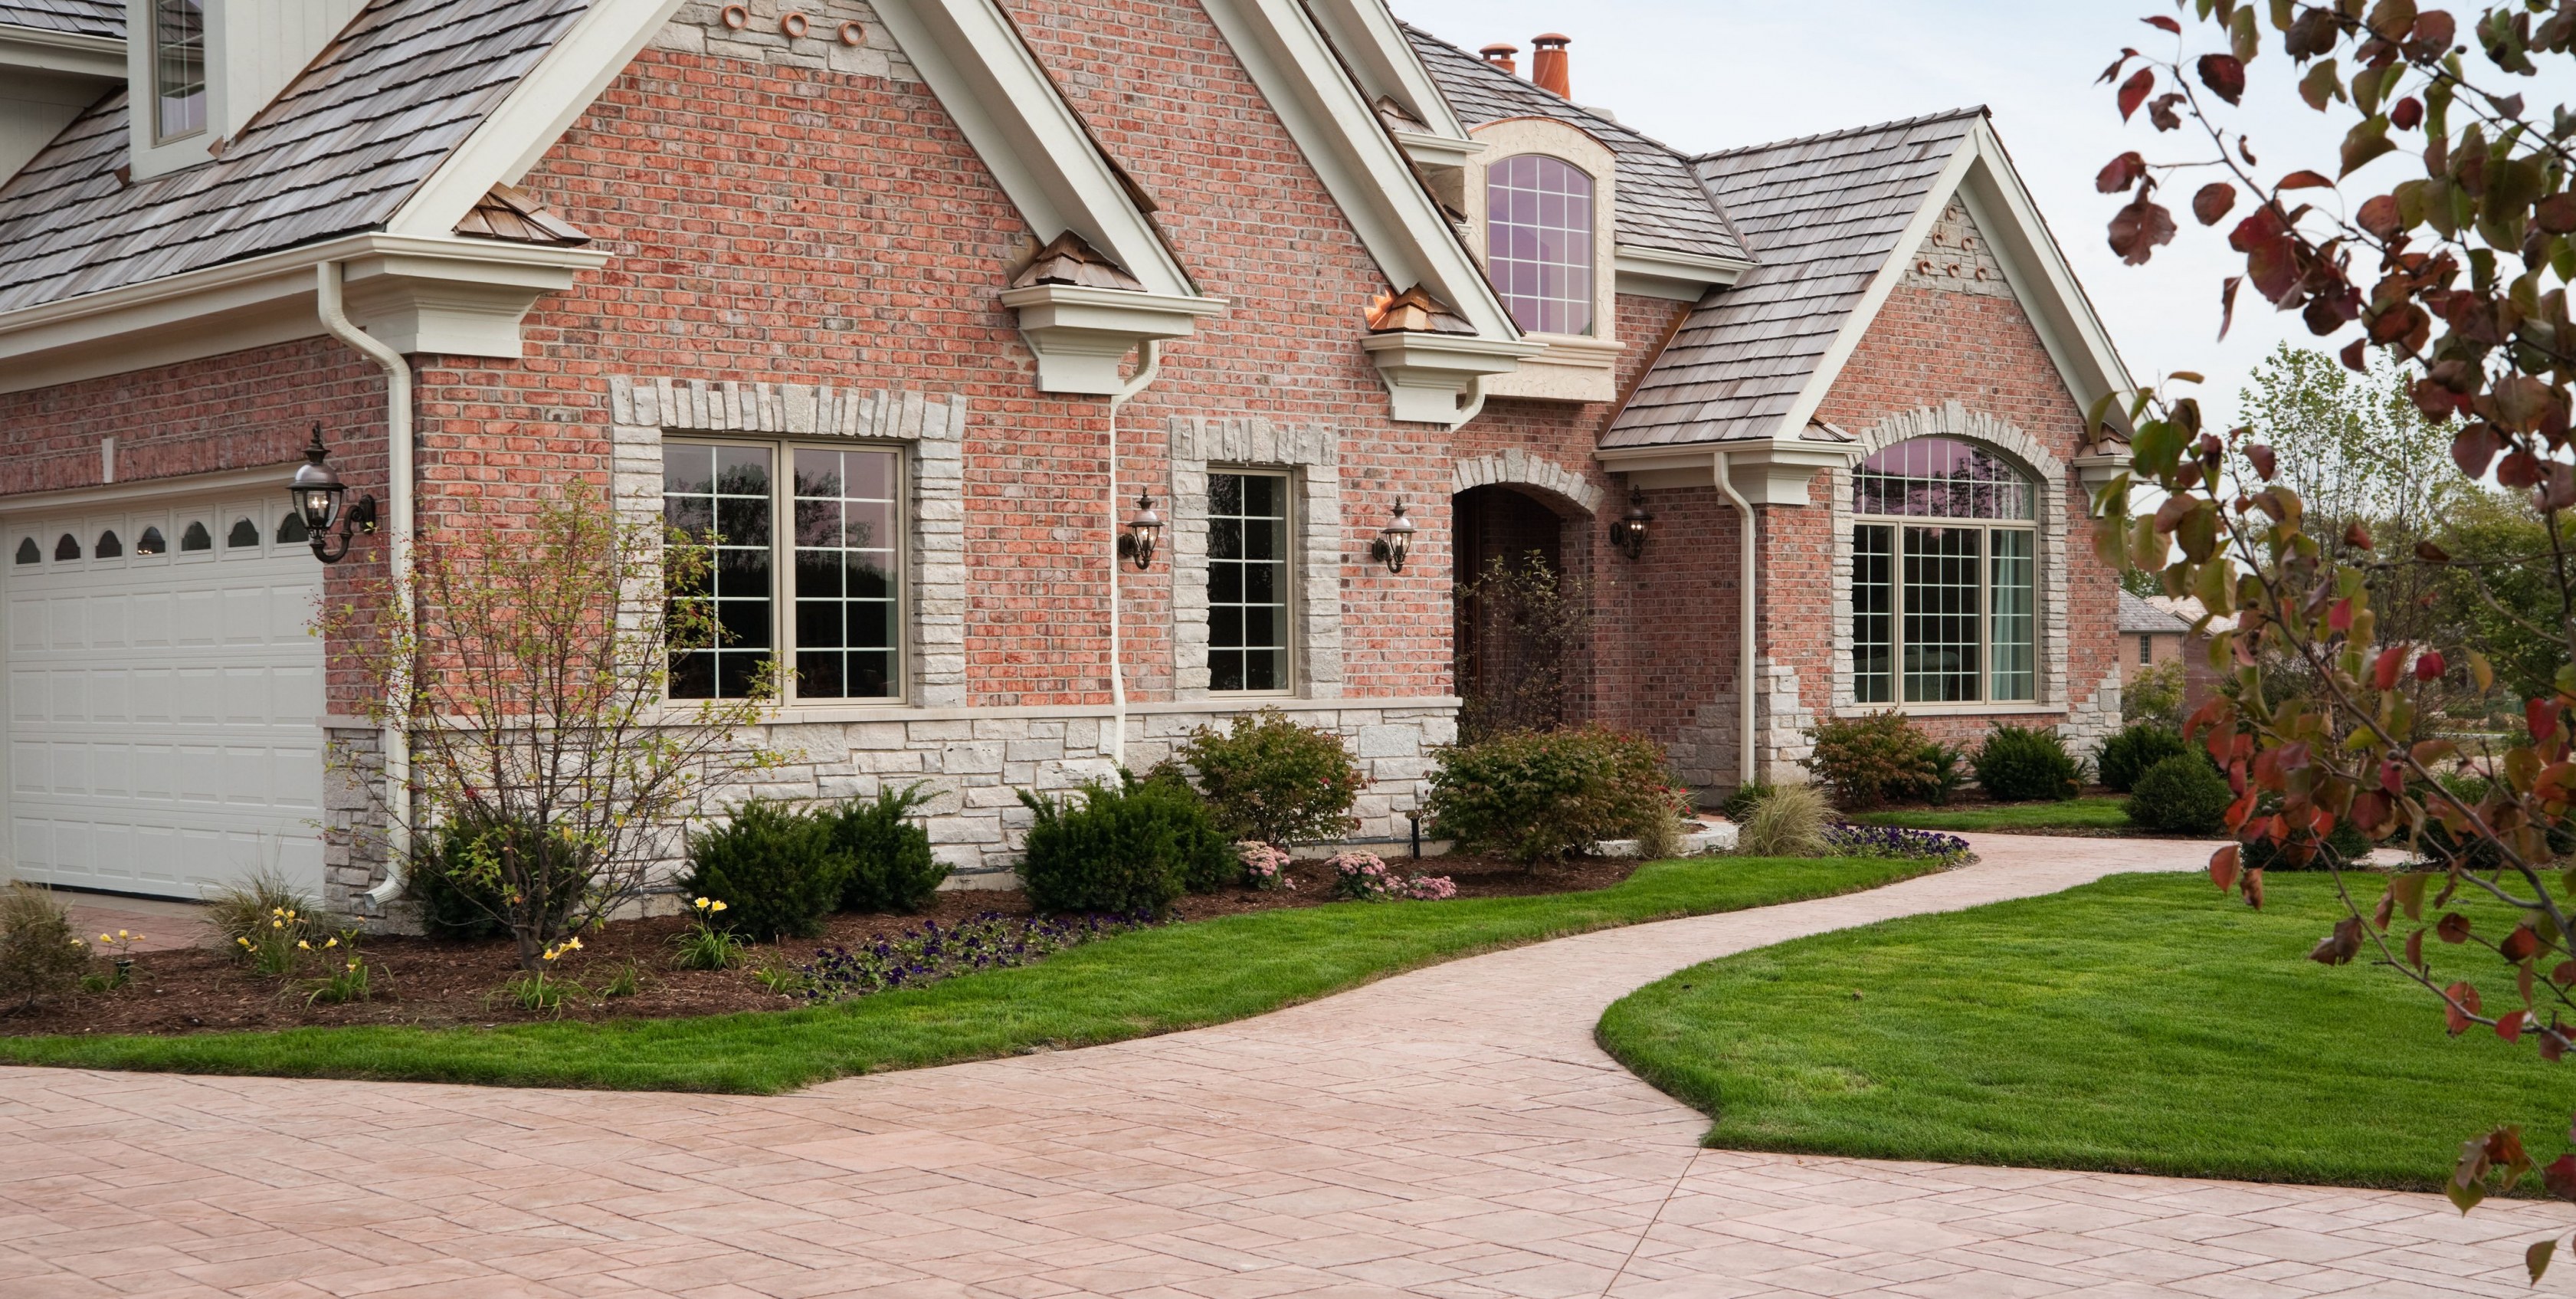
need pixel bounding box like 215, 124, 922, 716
322, 488, 782, 971
2096, 1, 2576, 1271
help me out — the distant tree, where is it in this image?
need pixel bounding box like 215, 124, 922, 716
2235, 343, 2457, 531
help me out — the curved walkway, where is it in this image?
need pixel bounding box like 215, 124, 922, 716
2, 835, 2562, 1298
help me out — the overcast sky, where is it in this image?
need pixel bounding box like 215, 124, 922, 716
1393, 0, 2374, 427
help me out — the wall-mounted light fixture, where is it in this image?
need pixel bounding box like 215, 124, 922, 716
1369, 500, 1415, 573
1116, 490, 1162, 569
1610, 485, 1653, 560
287, 425, 377, 564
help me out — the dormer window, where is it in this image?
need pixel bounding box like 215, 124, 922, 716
152, 0, 207, 143
1486, 154, 1594, 336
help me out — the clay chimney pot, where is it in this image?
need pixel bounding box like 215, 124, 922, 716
1479, 42, 1518, 76
1529, 33, 1570, 98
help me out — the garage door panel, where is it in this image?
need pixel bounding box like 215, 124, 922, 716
5, 500, 325, 900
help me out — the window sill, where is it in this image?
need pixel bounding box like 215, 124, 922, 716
1836, 701, 2060, 719
1480, 331, 1622, 403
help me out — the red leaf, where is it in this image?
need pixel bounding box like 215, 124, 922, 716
2410, 10, 2456, 52
2096, 151, 2148, 194
2192, 182, 2237, 225
2219, 276, 2243, 341
2417, 651, 2447, 682
2342, 337, 2370, 372
2276, 169, 2334, 190
2229, 205, 2299, 303
2505, 924, 2545, 964
2453, 423, 2506, 477
2345, 520, 2374, 550
2311, 915, 2365, 966
2532, 698, 2563, 749
2549, 1155, 2576, 1200
2210, 843, 2241, 892
2096, 48, 2140, 86
2244, 867, 2265, 910
2245, 443, 2276, 481
2391, 96, 2424, 130
2447, 980, 2483, 1034
2357, 193, 2404, 239
2408, 927, 2427, 969
2501, 1010, 2529, 1043
2532, 1236, 2560, 1284
2109, 196, 2178, 266
2374, 645, 2407, 691
2142, 15, 2181, 34
2119, 67, 2155, 122
2329, 599, 2355, 634
2197, 53, 2246, 106
2441, 912, 2475, 943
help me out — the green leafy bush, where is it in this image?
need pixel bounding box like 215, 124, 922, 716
2097, 723, 2192, 794
1016, 775, 1231, 915
1922, 742, 1970, 805
683, 801, 850, 941
2128, 753, 2233, 835
1802, 712, 1938, 809
2122, 658, 2186, 727
0, 883, 84, 1009
1719, 782, 1775, 824
1171, 708, 1365, 846
410, 815, 595, 941
828, 783, 949, 913
1733, 784, 1831, 858
1973, 724, 2083, 802
1425, 727, 1674, 866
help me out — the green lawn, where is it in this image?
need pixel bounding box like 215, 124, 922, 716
0, 855, 1939, 1094
1850, 795, 2133, 833
1598, 871, 2564, 1191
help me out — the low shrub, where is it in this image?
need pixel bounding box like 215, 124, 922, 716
2097, 723, 2192, 794
1016, 775, 1231, 915
1922, 742, 1970, 806
0, 884, 84, 1010
2241, 815, 2374, 871
1425, 727, 1674, 865
204, 867, 333, 953
1825, 822, 1974, 864
409, 816, 594, 941
1973, 724, 2083, 802
2128, 753, 2233, 835
1172, 708, 1365, 846
827, 783, 948, 914
669, 896, 748, 970
1327, 851, 1456, 901
1734, 784, 1833, 858
1802, 712, 1938, 809
793, 911, 1154, 1002
1236, 841, 1296, 891
683, 801, 849, 941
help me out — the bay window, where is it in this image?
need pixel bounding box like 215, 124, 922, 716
1851, 438, 2037, 705
665, 441, 902, 703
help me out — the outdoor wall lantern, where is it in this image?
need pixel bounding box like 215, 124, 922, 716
289, 425, 378, 564
1610, 486, 1653, 560
1116, 490, 1163, 569
1369, 500, 1415, 573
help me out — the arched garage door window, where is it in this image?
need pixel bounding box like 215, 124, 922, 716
1851, 438, 2037, 704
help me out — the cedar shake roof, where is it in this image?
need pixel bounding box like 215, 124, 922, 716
1402, 24, 1746, 264
1603, 108, 1984, 449
0, 0, 586, 314
0, 0, 122, 39
454, 182, 590, 246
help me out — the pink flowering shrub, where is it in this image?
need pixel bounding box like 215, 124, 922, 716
1235, 841, 1296, 891
1329, 851, 1455, 903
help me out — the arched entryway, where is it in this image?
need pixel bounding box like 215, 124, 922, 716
1454, 483, 1581, 738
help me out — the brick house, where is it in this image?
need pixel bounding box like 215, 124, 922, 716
0, 0, 2135, 911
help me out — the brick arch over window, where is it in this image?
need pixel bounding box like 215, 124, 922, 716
1826, 401, 2073, 717
1450, 451, 1603, 515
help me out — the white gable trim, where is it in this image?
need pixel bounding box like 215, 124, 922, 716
387, 0, 691, 239
1765, 120, 2138, 444
1304, 0, 1469, 140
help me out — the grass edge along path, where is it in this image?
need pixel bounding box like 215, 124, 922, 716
0, 856, 1939, 1094
1598, 870, 2566, 1192
1850, 796, 2132, 834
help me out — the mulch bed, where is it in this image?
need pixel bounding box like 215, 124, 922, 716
5, 851, 1637, 1038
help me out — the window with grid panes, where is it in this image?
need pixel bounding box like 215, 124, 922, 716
1486, 154, 1594, 336
1208, 471, 1290, 692
664, 441, 902, 702
1850, 438, 2037, 705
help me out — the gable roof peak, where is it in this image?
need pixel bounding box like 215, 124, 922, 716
1693, 105, 1989, 165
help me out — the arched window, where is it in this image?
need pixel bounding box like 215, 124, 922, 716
1486, 154, 1594, 336
226, 517, 260, 548
136, 526, 168, 556
95, 530, 123, 558
54, 533, 80, 561
179, 520, 212, 551
1851, 438, 2038, 704
12, 538, 36, 564
277, 513, 308, 544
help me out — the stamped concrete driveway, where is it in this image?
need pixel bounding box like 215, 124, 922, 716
3, 835, 2567, 1298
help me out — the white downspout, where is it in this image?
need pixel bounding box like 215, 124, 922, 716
1105, 340, 1162, 771
1714, 449, 1755, 790
315, 263, 416, 910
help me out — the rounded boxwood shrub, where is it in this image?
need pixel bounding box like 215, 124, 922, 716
2096, 723, 2191, 794
828, 782, 949, 913
1972, 724, 2083, 802
2127, 753, 2233, 835
683, 800, 850, 940
1171, 707, 1365, 846
1015, 774, 1230, 915
1425, 726, 1674, 865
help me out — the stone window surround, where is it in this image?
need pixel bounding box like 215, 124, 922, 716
608, 376, 969, 710
1460, 116, 1624, 402
1167, 417, 1343, 701
1826, 402, 2070, 719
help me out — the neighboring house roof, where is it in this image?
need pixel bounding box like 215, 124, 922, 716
1402, 25, 1745, 264
2119, 590, 2192, 635
2146, 594, 2237, 635
1604, 109, 1984, 450
0, 0, 587, 314
0, 1, 122, 40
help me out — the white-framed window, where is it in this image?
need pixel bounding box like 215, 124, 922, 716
1851, 437, 2038, 705
2138, 635, 2153, 666
1486, 153, 1595, 336
663, 439, 903, 704
152, 0, 207, 143
1208, 470, 1292, 693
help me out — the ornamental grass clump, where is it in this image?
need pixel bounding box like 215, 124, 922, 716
0, 884, 84, 1012
1972, 724, 2084, 802
1169, 708, 1365, 847
1732, 784, 1833, 858
203, 868, 332, 955
1425, 726, 1675, 866
793, 911, 1152, 1003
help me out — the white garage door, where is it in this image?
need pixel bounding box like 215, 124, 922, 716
4, 493, 326, 899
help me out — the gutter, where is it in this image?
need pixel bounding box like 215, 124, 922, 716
314, 262, 417, 910
1714, 449, 1755, 791
1104, 341, 1162, 771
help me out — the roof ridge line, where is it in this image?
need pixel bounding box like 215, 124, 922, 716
1395, 19, 1701, 166
1692, 105, 1988, 163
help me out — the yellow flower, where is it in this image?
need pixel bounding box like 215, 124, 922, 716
116, 930, 129, 940
270, 919, 284, 930
237, 937, 252, 948
270, 908, 283, 917
709, 901, 727, 914
98, 933, 111, 943
297, 940, 311, 950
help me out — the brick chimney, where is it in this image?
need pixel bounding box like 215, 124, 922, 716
1479, 43, 1518, 76
1530, 34, 1571, 98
